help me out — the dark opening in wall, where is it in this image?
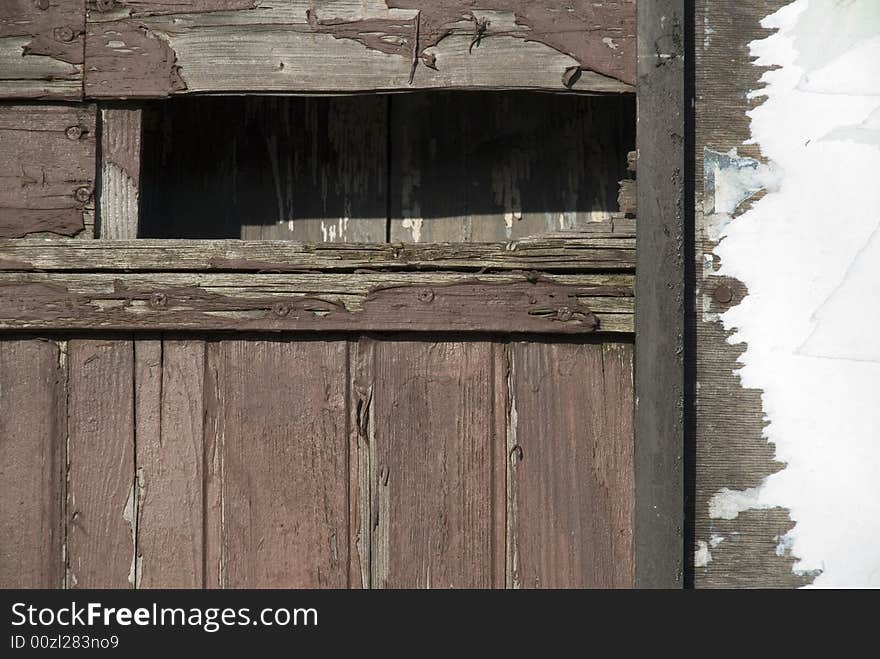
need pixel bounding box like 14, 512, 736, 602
139, 92, 635, 242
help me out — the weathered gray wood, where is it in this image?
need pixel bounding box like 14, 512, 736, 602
84, 2, 634, 98
0, 1, 84, 100
635, 0, 685, 588
0, 272, 634, 333
389, 92, 635, 242
99, 107, 142, 239
205, 338, 349, 587
694, 0, 808, 588
139, 96, 387, 241
0, 338, 66, 588
135, 339, 206, 588
508, 340, 634, 588
0, 222, 636, 273
0, 104, 96, 239
370, 339, 503, 588
66, 339, 135, 588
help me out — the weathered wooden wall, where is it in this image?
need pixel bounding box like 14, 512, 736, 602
0, 334, 634, 589
693, 0, 808, 587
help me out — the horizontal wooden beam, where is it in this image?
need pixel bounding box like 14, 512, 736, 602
83, 1, 635, 98
0, 272, 633, 333
0, 227, 635, 274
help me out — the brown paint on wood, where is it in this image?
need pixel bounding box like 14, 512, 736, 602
135, 339, 205, 588
370, 339, 502, 588
508, 340, 634, 588
92, 1, 258, 16
67, 339, 135, 588
0, 339, 66, 588
309, 1, 635, 86
0, 104, 96, 238
84, 19, 186, 97
206, 339, 349, 587
0, 274, 631, 333
99, 107, 142, 239
0, 0, 85, 100
389, 92, 634, 242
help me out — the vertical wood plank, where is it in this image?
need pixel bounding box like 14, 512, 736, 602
206, 339, 349, 588
349, 337, 374, 589
140, 97, 387, 241
509, 340, 634, 588
0, 339, 66, 588
371, 339, 502, 588
100, 107, 142, 239
389, 92, 635, 242
67, 339, 135, 588
135, 339, 205, 588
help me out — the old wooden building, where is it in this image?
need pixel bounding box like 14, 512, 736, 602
4, 1, 853, 589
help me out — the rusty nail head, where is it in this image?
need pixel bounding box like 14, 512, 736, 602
272, 302, 290, 317
97, 0, 115, 10
56, 26, 75, 43
713, 284, 734, 304
74, 187, 92, 203
65, 125, 83, 140
149, 292, 167, 308
557, 306, 573, 322
34, 0, 50, 10
417, 288, 435, 303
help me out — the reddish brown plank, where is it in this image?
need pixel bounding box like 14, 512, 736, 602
0, 339, 66, 588
0, 0, 85, 100
207, 339, 349, 588
135, 339, 205, 588
0, 104, 96, 238
509, 340, 634, 588
67, 339, 135, 588
370, 339, 502, 588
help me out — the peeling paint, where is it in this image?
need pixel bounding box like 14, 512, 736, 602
713, 0, 880, 587
694, 540, 712, 568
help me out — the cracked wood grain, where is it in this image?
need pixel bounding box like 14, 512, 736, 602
205, 338, 349, 587
0, 104, 96, 239
0, 338, 66, 588
0, 272, 633, 333
507, 340, 634, 588
83, 1, 633, 97
0, 0, 85, 100
66, 339, 135, 588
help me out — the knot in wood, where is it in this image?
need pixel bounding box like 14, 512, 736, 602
271, 302, 290, 317
417, 288, 435, 304
556, 306, 574, 322
509, 445, 524, 463
65, 125, 84, 141
97, 0, 115, 11
56, 26, 75, 43
149, 292, 168, 309
74, 187, 92, 203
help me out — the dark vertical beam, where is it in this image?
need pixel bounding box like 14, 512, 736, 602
635, 0, 687, 587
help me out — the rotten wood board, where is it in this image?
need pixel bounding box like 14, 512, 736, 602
389, 92, 635, 242
139, 96, 387, 241
135, 339, 206, 588
369, 339, 504, 588
205, 338, 350, 587
507, 340, 634, 588
0, 1, 85, 100
693, 0, 809, 588
84, 1, 634, 98
0, 104, 96, 239
66, 338, 136, 588
0, 272, 634, 333
0, 338, 66, 588
0, 227, 636, 273
99, 107, 142, 239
